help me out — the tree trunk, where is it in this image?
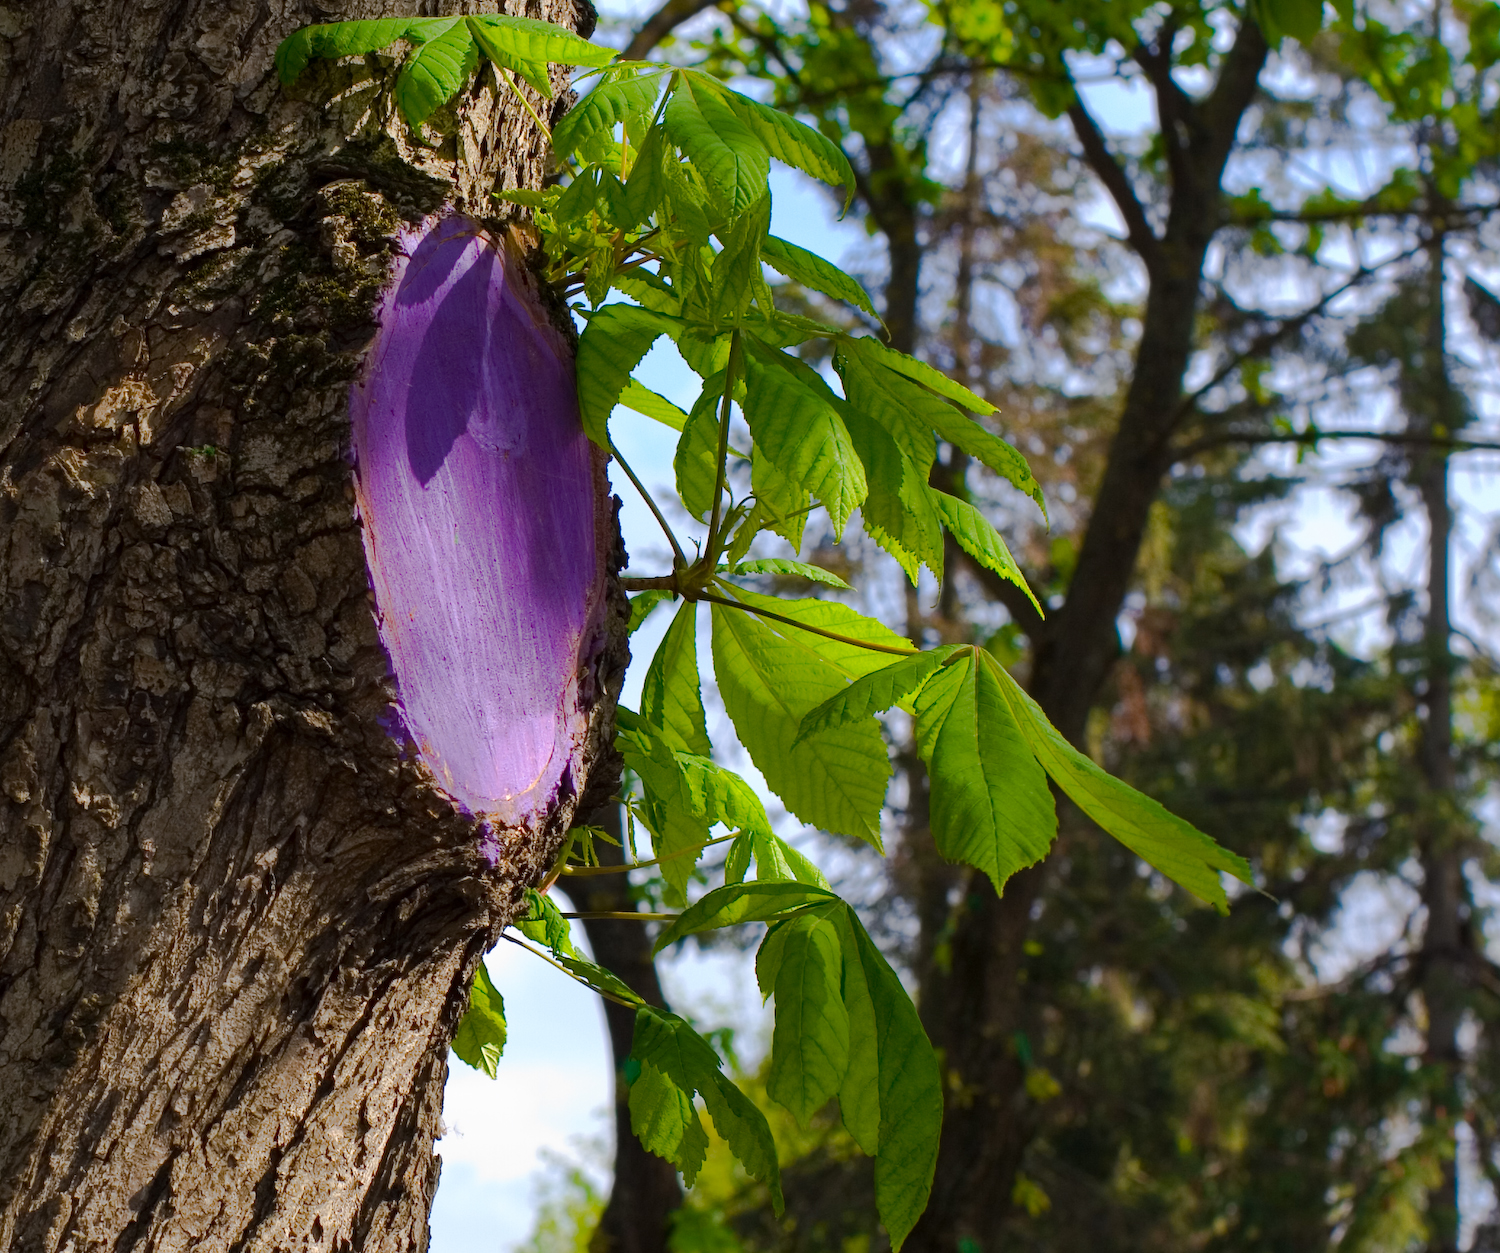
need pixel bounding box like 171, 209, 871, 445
1413, 231, 1465, 1253
0, 3, 623, 1250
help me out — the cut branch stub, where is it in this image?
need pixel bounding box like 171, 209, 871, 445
351, 214, 614, 842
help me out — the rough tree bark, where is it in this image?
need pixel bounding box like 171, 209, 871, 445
0, 2, 625, 1250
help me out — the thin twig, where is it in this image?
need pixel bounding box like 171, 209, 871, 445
610, 440, 687, 565
501, 70, 552, 142
559, 910, 680, 921
704, 330, 743, 560
501, 933, 641, 1008
561, 831, 737, 875
698, 589, 918, 656
1177, 429, 1500, 459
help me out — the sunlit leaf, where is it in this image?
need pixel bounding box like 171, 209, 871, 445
913, 651, 1057, 894
451, 961, 507, 1078
989, 660, 1253, 910
930, 491, 1043, 616
394, 18, 478, 126
763, 234, 878, 317
665, 74, 771, 212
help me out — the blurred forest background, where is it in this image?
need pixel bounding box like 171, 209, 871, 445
457, 1, 1500, 1250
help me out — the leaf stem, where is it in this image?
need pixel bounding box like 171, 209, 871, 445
610, 440, 687, 566
501, 69, 552, 142
560, 830, 737, 875
559, 910, 680, 921
704, 329, 743, 561
501, 934, 641, 1008
621, 575, 682, 592
698, 589, 919, 656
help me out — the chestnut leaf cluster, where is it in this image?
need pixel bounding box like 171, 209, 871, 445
278, 21, 1252, 1247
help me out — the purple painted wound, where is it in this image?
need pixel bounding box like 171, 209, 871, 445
351, 215, 608, 831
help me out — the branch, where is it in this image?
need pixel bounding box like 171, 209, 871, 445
1195, 12, 1268, 183
1066, 99, 1163, 272
620, 0, 724, 61
1170, 244, 1424, 428
1131, 22, 1193, 193
1175, 429, 1500, 459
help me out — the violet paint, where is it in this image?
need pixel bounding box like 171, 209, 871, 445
351, 215, 606, 830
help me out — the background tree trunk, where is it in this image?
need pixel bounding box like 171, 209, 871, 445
575, 805, 683, 1253
0, 2, 622, 1250
905, 21, 1269, 1251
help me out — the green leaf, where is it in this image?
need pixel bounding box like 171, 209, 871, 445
618, 715, 713, 906
711, 194, 773, 320
727, 832, 831, 888
763, 235, 878, 318
841, 403, 944, 583
552, 70, 663, 156
722, 585, 913, 678
615, 711, 768, 840
468, 13, 614, 98
394, 18, 478, 126
1250, 0, 1325, 46
614, 267, 681, 319
618, 709, 774, 904
628, 589, 673, 634
727, 558, 852, 589
988, 661, 1253, 911
765, 910, 850, 1128
492, 187, 556, 209
742, 341, 866, 534
829, 907, 880, 1156
836, 345, 937, 474
710, 597, 891, 847
653, 880, 838, 951
632, 1007, 784, 1211
929, 491, 1043, 617
757, 833, 830, 888
575, 304, 683, 447
755, 916, 795, 997
451, 961, 507, 1079
751, 445, 810, 549
641, 601, 712, 758
912, 651, 1057, 895
629, 1059, 710, 1186
618, 379, 688, 431
275, 17, 457, 85
469, 14, 615, 66
844, 912, 942, 1250
514, 888, 579, 956
552, 167, 598, 224
554, 951, 646, 1006
725, 830, 753, 885
796, 647, 961, 744
843, 340, 1046, 518
717, 87, 857, 211
849, 337, 996, 414
625, 123, 671, 225
673, 384, 723, 521
665, 74, 771, 213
